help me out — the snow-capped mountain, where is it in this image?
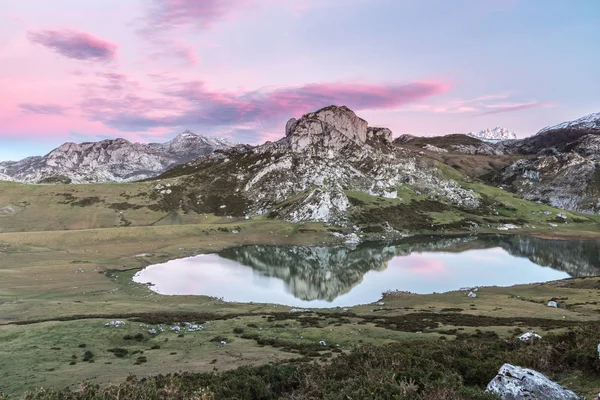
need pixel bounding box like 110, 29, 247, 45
537, 111, 600, 134
467, 127, 517, 142
0, 131, 234, 184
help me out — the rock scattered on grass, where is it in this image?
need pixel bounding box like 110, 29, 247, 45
519, 331, 542, 341
486, 363, 582, 400
105, 320, 125, 328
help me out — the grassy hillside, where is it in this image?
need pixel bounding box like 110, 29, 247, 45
1, 160, 599, 398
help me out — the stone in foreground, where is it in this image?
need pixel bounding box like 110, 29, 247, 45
486, 363, 582, 400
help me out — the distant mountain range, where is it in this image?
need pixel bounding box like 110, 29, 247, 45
0, 107, 598, 218
0, 131, 233, 184
467, 127, 517, 142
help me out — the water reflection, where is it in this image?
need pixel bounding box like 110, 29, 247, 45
133, 235, 600, 307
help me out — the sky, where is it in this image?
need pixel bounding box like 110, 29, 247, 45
1, 0, 600, 161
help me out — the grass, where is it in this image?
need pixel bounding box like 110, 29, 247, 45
1, 174, 600, 397
18, 324, 600, 399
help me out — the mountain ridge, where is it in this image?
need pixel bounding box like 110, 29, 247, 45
0, 131, 233, 184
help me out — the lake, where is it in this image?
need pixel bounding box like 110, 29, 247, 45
133, 234, 600, 308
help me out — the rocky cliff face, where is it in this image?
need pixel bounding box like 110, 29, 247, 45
395, 112, 600, 215
158, 105, 481, 225
0, 131, 232, 184
492, 115, 600, 213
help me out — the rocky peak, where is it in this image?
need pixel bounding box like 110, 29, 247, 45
284, 105, 390, 153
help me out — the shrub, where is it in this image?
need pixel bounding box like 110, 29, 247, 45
107, 348, 129, 358
233, 327, 244, 334
82, 350, 94, 362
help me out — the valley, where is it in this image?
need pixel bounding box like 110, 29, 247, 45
1, 106, 599, 399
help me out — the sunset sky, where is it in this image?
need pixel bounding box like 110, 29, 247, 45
1, 0, 599, 161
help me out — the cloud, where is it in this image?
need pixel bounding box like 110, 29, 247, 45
477, 101, 553, 116
27, 29, 117, 62
88, 79, 450, 132
147, 40, 200, 67
145, 0, 253, 31
19, 103, 68, 115
401, 95, 554, 117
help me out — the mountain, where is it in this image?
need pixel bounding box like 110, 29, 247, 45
389, 111, 600, 215
537, 111, 600, 134
0, 131, 233, 184
467, 127, 517, 142
156, 105, 481, 225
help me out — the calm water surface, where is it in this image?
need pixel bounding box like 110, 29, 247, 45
133, 235, 600, 308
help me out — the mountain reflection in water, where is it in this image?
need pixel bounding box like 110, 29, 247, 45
133, 235, 600, 307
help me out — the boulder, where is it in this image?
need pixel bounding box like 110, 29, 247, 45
519, 332, 542, 341
547, 301, 558, 308
486, 363, 582, 400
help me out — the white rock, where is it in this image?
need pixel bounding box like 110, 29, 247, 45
104, 320, 125, 328
547, 301, 558, 308
519, 331, 542, 341
486, 363, 582, 400
423, 144, 448, 153
220, 340, 227, 345
345, 233, 360, 244
467, 291, 477, 298
289, 308, 311, 313
319, 340, 327, 346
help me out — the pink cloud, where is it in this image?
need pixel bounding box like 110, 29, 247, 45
146, 40, 200, 67
19, 103, 69, 116
477, 101, 554, 116
27, 29, 118, 62
145, 0, 255, 31
92, 79, 451, 132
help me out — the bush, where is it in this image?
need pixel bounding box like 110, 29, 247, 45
107, 348, 129, 358
233, 327, 244, 334
23, 326, 600, 400
82, 350, 94, 362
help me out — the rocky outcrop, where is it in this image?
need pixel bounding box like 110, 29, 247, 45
0, 172, 14, 182
496, 152, 599, 213
0, 131, 233, 184
163, 105, 481, 224
486, 364, 582, 400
